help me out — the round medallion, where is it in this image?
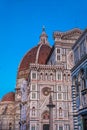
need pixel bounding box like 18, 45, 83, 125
42, 87, 50, 96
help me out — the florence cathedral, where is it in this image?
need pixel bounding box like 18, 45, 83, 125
0, 28, 82, 130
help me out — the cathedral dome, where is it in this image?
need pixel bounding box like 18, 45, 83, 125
18, 28, 52, 78
18, 44, 51, 72
2, 92, 15, 102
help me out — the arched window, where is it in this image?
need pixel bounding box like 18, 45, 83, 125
59, 107, 62, 117
31, 126, 35, 130
9, 123, 12, 130
63, 74, 66, 80
57, 71, 62, 80
40, 73, 43, 80
50, 73, 53, 80
68, 74, 70, 81
32, 107, 35, 116
45, 73, 48, 80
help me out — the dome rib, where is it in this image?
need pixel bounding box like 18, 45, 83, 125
35, 44, 42, 64
38, 44, 51, 64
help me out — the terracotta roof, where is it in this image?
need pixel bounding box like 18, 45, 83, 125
18, 44, 51, 72
18, 46, 39, 72
2, 92, 15, 102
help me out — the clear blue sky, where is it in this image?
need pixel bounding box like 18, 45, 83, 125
0, 0, 87, 99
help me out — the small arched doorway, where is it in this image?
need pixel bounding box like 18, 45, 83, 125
43, 124, 49, 130
42, 111, 49, 130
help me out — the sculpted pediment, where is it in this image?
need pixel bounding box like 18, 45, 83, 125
61, 28, 82, 40
54, 28, 82, 41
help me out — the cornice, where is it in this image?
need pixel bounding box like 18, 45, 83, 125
29, 63, 64, 71
53, 28, 82, 40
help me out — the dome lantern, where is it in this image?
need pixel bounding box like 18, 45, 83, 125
39, 26, 49, 45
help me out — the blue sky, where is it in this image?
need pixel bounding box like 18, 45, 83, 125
0, 0, 87, 99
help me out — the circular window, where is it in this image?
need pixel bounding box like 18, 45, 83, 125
42, 87, 50, 96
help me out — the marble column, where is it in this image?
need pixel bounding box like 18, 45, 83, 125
47, 94, 55, 130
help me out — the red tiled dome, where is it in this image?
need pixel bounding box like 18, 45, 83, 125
2, 92, 15, 102
18, 46, 38, 72
18, 44, 51, 72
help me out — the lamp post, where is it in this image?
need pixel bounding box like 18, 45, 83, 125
47, 93, 55, 130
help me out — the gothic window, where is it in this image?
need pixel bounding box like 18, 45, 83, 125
45, 73, 48, 80
59, 107, 62, 117
57, 71, 62, 80
32, 73, 36, 79
57, 48, 60, 53
58, 86, 61, 91
57, 55, 60, 61
31, 126, 35, 130
59, 126, 63, 130
40, 73, 43, 80
56, 48, 61, 61
32, 84, 36, 91
63, 74, 66, 80
32, 107, 35, 116
50, 73, 53, 80
58, 93, 62, 100
68, 74, 70, 81
32, 92, 36, 99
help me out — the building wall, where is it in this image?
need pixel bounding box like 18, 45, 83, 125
71, 29, 87, 130
25, 29, 82, 130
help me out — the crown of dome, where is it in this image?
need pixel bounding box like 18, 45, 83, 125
18, 28, 52, 73
2, 92, 15, 102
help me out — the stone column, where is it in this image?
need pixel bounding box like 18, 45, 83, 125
72, 85, 78, 130
47, 94, 55, 130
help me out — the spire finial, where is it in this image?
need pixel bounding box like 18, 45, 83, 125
38, 26, 49, 45
42, 25, 45, 32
